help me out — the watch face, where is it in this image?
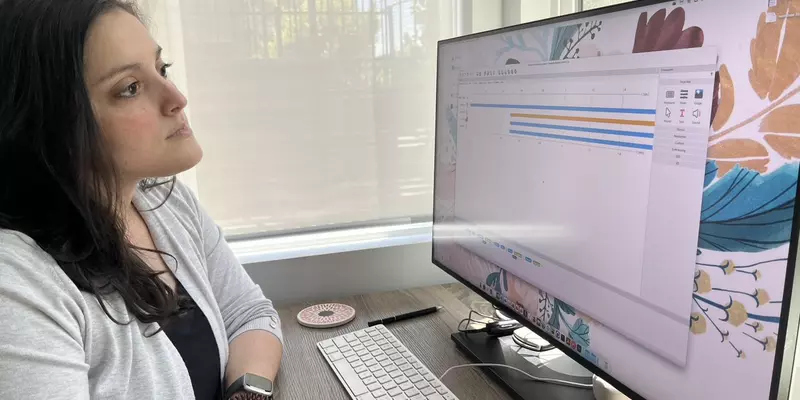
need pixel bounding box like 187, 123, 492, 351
243, 373, 273, 396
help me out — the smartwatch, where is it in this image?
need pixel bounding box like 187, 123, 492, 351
223, 373, 274, 400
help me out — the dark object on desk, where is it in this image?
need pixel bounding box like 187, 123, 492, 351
452, 332, 594, 400
367, 305, 442, 327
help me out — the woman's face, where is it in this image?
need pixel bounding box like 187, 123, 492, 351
84, 9, 202, 185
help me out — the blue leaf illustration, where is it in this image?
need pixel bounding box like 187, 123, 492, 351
495, 31, 547, 62
569, 318, 591, 348
547, 308, 560, 330
699, 163, 798, 252
550, 24, 579, 60
487, 272, 502, 293
704, 161, 718, 188
554, 298, 576, 316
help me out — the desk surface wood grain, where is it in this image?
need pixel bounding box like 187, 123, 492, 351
274, 284, 513, 400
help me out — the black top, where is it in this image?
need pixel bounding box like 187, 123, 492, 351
163, 283, 223, 400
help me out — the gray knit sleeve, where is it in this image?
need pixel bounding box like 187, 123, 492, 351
0, 232, 90, 399
179, 185, 284, 345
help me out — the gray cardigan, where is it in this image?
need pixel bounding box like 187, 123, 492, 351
0, 181, 283, 399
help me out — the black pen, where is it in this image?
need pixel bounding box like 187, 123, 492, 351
367, 306, 443, 327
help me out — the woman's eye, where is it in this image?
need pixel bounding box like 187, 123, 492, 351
160, 63, 172, 78
119, 82, 140, 98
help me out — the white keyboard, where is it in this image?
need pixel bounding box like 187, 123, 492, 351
318, 324, 459, 400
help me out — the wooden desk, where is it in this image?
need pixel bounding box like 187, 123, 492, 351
274, 284, 513, 400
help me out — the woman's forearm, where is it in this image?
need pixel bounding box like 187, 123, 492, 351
225, 330, 283, 387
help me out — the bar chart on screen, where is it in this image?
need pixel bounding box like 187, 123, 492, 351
456, 65, 658, 152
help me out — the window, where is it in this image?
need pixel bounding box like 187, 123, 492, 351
582, 0, 633, 11
139, 0, 458, 237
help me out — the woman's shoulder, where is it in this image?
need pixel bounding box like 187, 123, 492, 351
0, 229, 87, 330
0, 229, 80, 294
136, 178, 201, 221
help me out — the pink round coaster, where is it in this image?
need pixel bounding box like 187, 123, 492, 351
297, 303, 356, 329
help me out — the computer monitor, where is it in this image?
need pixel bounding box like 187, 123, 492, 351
432, 1, 800, 399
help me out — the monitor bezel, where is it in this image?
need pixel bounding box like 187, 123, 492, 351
431, 1, 800, 399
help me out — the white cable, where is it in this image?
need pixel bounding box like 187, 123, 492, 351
438, 363, 594, 389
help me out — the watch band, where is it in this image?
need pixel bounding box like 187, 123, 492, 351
224, 373, 274, 400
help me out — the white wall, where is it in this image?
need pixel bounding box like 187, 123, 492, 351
245, 243, 455, 306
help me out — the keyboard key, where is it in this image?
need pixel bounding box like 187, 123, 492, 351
358, 350, 371, 357
372, 389, 387, 398
390, 354, 403, 362
357, 394, 376, 400
399, 382, 414, 391
380, 359, 393, 367
427, 394, 445, 400
352, 360, 365, 368
330, 352, 344, 361
359, 371, 372, 380
362, 354, 375, 362
355, 364, 368, 372
369, 365, 383, 373
421, 386, 436, 396
367, 345, 380, 353
384, 381, 398, 391
367, 383, 382, 392
343, 350, 357, 358
320, 340, 335, 349
376, 354, 389, 362
346, 355, 360, 363
410, 362, 422, 369
386, 349, 398, 356
423, 373, 436, 382
345, 333, 358, 342
431, 382, 442, 389
399, 364, 413, 372
409, 375, 424, 384
405, 370, 419, 378
443, 394, 456, 400
363, 376, 378, 386
353, 345, 367, 352
334, 337, 348, 348
437, 386, 449, 395
409, 395, 424, 400
405, 388, 420, 397
395, 358, 408, 366
389, 370, 403, 379
355, 331, 368, 338
374, 370, 388, 378
392, 395, 407, 400
376, 339, 388, 346
395, 376, 409, 384
381, 344, 394, 351
370, 331, 383, 338
325, 346, 339, 354
365, 327, 378, 333
385, 365, 398, 373
414, 380, 429, 390
332, 359, 369, 396
388, 387, 404, 397
378, 375, 392, 384
365, 359, 378, 367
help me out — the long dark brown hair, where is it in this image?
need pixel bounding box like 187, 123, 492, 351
0, 0, 187, 329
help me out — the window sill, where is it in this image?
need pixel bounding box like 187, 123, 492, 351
228, 222, 433, 265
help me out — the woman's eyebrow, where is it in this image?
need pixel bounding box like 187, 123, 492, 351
95, 46, 163, 85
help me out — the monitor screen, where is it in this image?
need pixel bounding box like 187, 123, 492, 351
433, 0, 800, 399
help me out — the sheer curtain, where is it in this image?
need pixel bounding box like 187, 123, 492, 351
138, 0, 457, 237
581, 0, 632, 11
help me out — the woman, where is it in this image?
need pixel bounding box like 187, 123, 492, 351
0, 1, 283, 399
